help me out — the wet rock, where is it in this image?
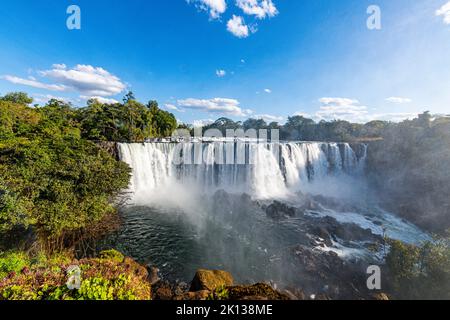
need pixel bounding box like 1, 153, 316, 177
281, 288, 306, 300
190, 269, 234, 292
152, 281, 174, 300
266, 201, 296, 220
309, 226, 333, 246
312, 216, 382, 243
149, 266, 160, 285
174, 290, 211, 301
173, 281, 189, 296
312, 195, 358, 212
372, 293, 390, 300
153, 280, 191, 300
287, 244, 375, 299
240, 295, 269, 300
227, 283, 291, 300
315, 293, 331, 300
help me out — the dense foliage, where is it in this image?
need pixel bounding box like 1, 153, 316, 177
0, 92, 179, 249
0, 98, 131, 248
385, 235, 450, 300
78, 96, 177, 142
367, 113, 450, 232
0, 249, 151, 300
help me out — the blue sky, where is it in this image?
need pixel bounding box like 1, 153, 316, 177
1, 0, 450, 125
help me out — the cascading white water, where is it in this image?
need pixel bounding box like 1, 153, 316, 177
118, 141, 367, 200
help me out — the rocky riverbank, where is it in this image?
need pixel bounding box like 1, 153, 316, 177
0, 248, 391, 300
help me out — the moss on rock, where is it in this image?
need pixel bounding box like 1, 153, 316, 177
190, 269, 234, 291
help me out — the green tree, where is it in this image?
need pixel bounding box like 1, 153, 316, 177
122, 91, 136, 104
1, 92, 33, 105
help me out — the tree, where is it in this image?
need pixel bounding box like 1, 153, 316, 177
1, 92, 33, 105
148, 101, 177, 137
122, 91, 136, 104
0, 100, 131, 249
243, 118, 268, 131
416, 111, 432, 128
147, 100, 159, 113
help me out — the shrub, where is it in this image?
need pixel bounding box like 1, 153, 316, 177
98, 249, 124, 263
0, 251, 29, 280
386, 235, 450, 299
0, 250, 151, 300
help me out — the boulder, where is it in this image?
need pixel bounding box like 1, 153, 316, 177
152, 281, 174, 300
372, 293, 390, 300
227, 283, 290, 300
190, 269, 234, 292
149, 266, 160, 285
266, 201, 296, 220
174, 290, 211, 301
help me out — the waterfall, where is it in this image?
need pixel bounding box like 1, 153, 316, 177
118, 141, 367, 200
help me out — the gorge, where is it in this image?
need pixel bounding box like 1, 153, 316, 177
97, 140, 429, 298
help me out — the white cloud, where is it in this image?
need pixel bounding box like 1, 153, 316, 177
177, 97, 253, 117
1, 75, 67, 91
193, 119, 215, 127
52, 63, 67, 70
254, 114, 283, 122
216, 69, 227, 77
236, 0, 278, 19
318, 97, 360, 107
264, 88, 272, 93
295, 97, 419, 123
315, 97, 369, 122
2, 64, 126, 98
32, 93, 73, 104
227, 15, 250, 38
386, 97, 412, 104
164, 103, 185, 112
40, 64, 126, 97
436, 2, 450, 24
80, 95, 119, 104
188, 0, 227, 19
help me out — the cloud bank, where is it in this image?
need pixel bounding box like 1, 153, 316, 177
177, 97, 253, 117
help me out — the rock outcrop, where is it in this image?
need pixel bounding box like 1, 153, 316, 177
189, 269, 234, 291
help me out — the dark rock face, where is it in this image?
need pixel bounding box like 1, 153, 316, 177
320, 216, 381, 243
149, 266, 160, 285
226, 283, 290, 300
152, 280, 189, 300
265, 201, 297, 220
286, 245, 371, 300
